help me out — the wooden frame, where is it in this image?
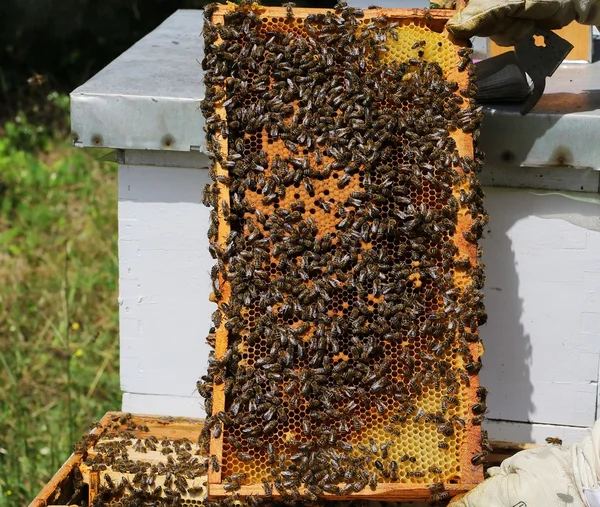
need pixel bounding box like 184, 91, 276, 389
206, 3, 484, 502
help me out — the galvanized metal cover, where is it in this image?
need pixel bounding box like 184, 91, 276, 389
71, 9, 600, 173
71, 10, 206, 153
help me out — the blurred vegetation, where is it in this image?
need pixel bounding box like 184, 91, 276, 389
0, 0, 335, 126
0, 92, 120, 507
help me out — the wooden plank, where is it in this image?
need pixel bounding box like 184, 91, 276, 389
445, 32, 483, 487
216, 4, 457, 20
122, 392, 205, 419
485, 419, 593, 446
209, 482, 479, 501
486, 440, 538, 468
28, 413, 114, 507
490, 23, 592, 62
207, 9, 229, 490
28, 453, 83, 507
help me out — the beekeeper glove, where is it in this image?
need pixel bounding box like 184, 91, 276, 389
447, 0, 600, 46
450, 419, 600, 507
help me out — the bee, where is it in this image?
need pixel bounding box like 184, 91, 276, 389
389, 460, 398, 480
226, 434, 243, 450
429, 465, 443, 474
459, 371, 471, 387
406, 470, 425, 478
455, 257, 472, 269
465, 360, 482, 375
438, 423, 454, 437
284, 139, 298, 154
352, 480, 367, 492
438, 441, 450, 451
381, 441, 392, 459
283, 1, 296, 20
263, 419, 278, 434
223, 481, 240, 492
28, 73, 48, 87
444, 395, 459, 406
452, 415, 466, 428
175, 477, 188, 495
412, 40, 426, 50
337, 173, 352, 189
220, 199, 230, 218
353, 417, 364, 432
104, 474, 115, 489
384, 425, 402, 437
546, 437, 563, 445
471, 452, 488, 466
369, 471, 378, 489
322, 484, 341, 495
266, 442, 275, 464
211, 454, 220, 471
304, 489, 318, 501
413, 408, 426, 423
472, 402, 487, 415
133, 439, 146, 453
433, 491, 451, 501
458, 56, 471, 72
472, 414, 485, 425
301, 417, 311, 436
429, 482, 445, 494
477, 386, 488, 402
236, 451, 253, 462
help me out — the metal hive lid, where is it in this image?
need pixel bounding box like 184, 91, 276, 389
70, 10, 206, 153
70, 9, 600, 175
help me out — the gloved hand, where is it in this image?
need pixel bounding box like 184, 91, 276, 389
450, 419, 600, 507
447, 0, 600, 46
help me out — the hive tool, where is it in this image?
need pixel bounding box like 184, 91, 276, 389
475, 28, 574, 115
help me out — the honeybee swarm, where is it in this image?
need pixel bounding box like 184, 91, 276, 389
200, 0, 488, 500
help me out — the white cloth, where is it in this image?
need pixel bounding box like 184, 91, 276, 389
451, 420, 600, 506
447, 0, 600, 46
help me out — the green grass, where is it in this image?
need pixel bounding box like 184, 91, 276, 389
0, 96, 121, 507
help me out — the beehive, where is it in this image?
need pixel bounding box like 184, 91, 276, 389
200, 2, 488, 502
30, 412, 522, 507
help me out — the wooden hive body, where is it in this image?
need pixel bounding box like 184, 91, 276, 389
28, 412, 522, 507
201, 3, 487, 502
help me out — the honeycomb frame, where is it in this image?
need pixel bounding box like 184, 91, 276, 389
203, 3, 486, 502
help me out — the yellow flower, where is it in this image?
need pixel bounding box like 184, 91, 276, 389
75, 348, 84, 357
71, 322, 80, 331
6, 490, 12, 496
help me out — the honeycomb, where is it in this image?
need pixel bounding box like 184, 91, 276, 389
200, 2, 488, 502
